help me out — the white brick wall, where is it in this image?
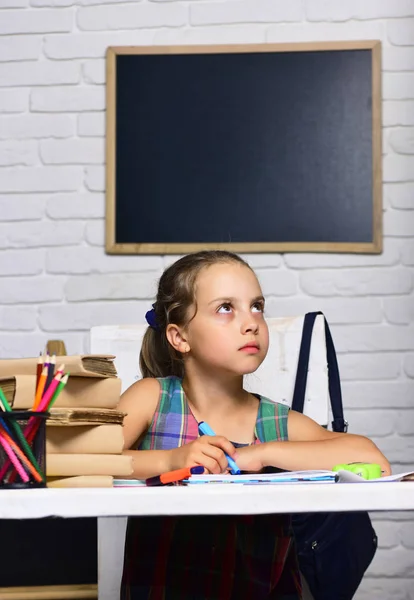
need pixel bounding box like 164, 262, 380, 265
0, 1, 413, 596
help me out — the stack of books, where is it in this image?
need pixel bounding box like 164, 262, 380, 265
0, 355, 133, 488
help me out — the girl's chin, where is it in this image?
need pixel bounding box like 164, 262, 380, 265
239, 361, 263, 375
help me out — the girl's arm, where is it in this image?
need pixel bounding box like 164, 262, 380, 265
119, 378, 238, 479
119, 378, 173, 479
236, 410, 391, 475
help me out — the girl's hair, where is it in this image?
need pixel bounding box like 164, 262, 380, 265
140, 250, 251, 379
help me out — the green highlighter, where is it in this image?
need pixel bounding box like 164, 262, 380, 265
332, 463, 382, 480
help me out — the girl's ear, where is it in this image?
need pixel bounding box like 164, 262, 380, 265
166, 324, 190, 354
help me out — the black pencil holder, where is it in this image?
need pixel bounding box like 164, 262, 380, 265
0, 411, 49, 489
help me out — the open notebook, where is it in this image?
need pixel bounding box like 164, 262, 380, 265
113, 470, 336, 487
114, 469, 414, 487
185, 471, 336, 484
183, 470, 414, 485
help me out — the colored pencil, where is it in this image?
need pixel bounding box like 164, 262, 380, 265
20, 370, 64, 452
0, 387, 12, 413
45, 354, 56, 392
1, 418, 45, 483
22, 370, 67, 443
19, 373, 62, 449
53, 363, 65, 382
0, 361, 65, 486
0, 431, 29, 483
43, 352, 50, 371
0, 424, 43, 483
0, 386, 44, 480
0, 377, 48, 482
33, 367, 48, 410
42, 353, 50, 387
0, 391, 16, 482
36, 353, 43, 391
48, 373, 69, 409
37, 372, 62, 413
0, 414, 43, 478
0, 412, 46, 482
22, 373, 69, 453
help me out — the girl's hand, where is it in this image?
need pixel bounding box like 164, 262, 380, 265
233, 444, 267, 473
167, 436, 237, 474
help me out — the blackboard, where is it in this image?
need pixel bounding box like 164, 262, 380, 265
106, 42, 382, 255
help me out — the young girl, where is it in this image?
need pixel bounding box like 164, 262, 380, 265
119, 250, 390, 600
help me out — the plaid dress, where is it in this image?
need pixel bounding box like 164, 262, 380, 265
121, 376, 302, 600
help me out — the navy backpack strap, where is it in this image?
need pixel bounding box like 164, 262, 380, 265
291, 312, 318, 415
324, 316, 348, 433
292, 312, 348, 433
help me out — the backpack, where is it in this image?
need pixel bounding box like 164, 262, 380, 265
258, 312, 378, 600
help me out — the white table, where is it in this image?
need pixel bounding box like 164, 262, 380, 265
1, 482, 414, 518
2, 482, 414, 600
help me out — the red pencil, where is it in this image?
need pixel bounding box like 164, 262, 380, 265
38, 371, 62, 412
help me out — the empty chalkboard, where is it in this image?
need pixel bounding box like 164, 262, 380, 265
106, 42, 382, 255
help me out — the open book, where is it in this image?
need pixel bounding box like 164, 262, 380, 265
48, 407, 126, 426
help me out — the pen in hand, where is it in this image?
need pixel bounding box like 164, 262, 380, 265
198, 421, 241, 475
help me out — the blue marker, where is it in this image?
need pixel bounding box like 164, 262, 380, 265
198, 421, 241, 475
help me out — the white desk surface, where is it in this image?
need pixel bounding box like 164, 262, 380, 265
1, 482, 414, 519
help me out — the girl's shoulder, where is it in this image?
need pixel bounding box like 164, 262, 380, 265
258, 395, 290, 414
122, 375, 161, 401
255, 395, 290, 442
117, 377, 162, 450
122, 375, 180, 405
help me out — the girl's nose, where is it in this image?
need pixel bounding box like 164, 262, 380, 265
241, 316, 259, 335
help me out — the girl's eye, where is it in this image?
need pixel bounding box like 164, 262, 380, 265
252, 302, 264, 313
217, 303, 232, 314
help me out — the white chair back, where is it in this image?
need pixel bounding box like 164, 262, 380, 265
91, 314, 329, 424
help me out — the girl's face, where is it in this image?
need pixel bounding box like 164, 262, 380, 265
184, 262, 269, 376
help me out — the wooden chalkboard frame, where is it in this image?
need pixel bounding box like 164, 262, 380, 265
0, 584, 97, 599
106, 41, 382, 255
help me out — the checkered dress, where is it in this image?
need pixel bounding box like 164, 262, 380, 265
121, 376, 302, 600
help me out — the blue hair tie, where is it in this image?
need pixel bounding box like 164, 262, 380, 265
145, 304, 160, 331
